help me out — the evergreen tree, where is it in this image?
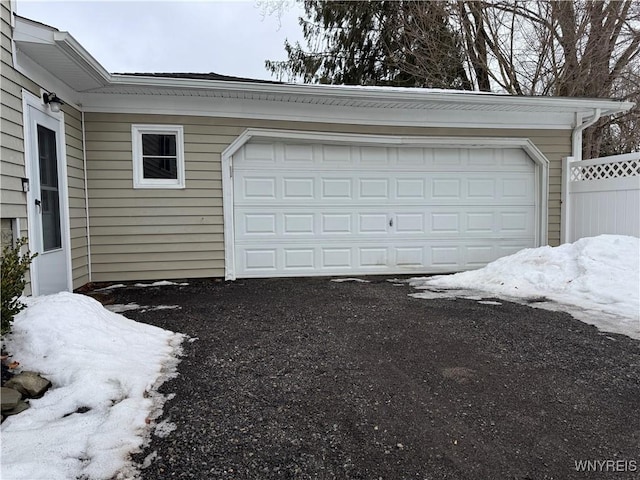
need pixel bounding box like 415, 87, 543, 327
266, 0, 472, 89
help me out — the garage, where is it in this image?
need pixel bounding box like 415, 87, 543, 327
223, 131, 546, 280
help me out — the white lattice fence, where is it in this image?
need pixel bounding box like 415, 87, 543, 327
563, 152, 640, 243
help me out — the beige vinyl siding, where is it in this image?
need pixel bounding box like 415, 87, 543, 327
84, 112, 571, 283
1, 1, 30, 290
1, 2, 27, 225
0, 2, 89, 290
64, 106, 90, 288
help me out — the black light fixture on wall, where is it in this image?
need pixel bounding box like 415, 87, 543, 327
42, 92, 64, 113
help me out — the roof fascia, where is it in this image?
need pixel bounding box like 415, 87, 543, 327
110, 74, 634, 116
78, 92, 578, 129
52, 31, 111, 85
13, 15, 111, 88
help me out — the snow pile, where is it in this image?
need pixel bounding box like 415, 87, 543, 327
1, 292, 185, 480
410, 235, 640, 339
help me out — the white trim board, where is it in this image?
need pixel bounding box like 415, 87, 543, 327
80, 93, 580, 130
221, 128, 550, 280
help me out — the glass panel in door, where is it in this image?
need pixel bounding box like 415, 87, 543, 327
37, 124, 62, 251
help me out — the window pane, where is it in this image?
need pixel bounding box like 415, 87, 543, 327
37, 125, 62, 251
41, 189, 62, 250
142, 134, 176, 156
143, 157, 178, 179
38, 125, 59, 188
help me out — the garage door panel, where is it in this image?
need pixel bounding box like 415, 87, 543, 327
500, 212, 531, 233
465, 245, 495, 267
469, 149, 498, 166
283, 144, 314, 164
243, 214, 276, 235
322, 145, 353, 165
434, 148, 465, 166
236, 144, 535, 172
467, 212, 495, 233
284, 214, 314, 234
322, 214, 351, 234
467, 178, 497, 199
359, 178, 389, 199
502, 177, 534, 201
396, 247, 425, 266
359, 146, 391, 166
322, 178, 352, 198
244, 249, 277, 271
322, 248, 352, 268
233, 142, 539, 277
500, 148, 532, 169
284, 248, 315, 269
358, 214, 388, 234
396, 178, 425, 198
431, 213, 461, 233
283, 177, 315, 199
240, 177, 277, 200
235, 239, 535, 278
397, 147, 427, 166
235, 206, 535, 240
395, 213, 424, 233
235, 171, 534, 205
431, 178, 462, 199
359, 247, 389, 267
242, 143, 277, 164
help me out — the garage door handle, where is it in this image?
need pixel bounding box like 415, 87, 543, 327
389, 218, 393, 227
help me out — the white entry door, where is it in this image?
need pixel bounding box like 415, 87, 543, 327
25, 99, 71, 295
232, 141, 538, 278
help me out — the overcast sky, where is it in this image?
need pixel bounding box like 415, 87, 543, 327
16, 0, 305, 80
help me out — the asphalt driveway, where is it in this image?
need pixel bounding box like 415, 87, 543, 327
103, 277, 639, 480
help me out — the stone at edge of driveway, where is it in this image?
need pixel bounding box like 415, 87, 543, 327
4, 371, 52, 398
1, 386, 21, 411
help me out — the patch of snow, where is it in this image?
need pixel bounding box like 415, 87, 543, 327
140, 305, 182, 313
154, 419, 177, 438
409, 235, 640, 340
1, 292, 185, 480
478, 300, 503, 306
133, 281, 188, 287
141, 451, 158, 470
106, 302, 145, 313
331, 278, 370, 283
94, 281, 188, 293
151, 305, 181, 311
409, 291, 453, 300
94, 283, 126, 292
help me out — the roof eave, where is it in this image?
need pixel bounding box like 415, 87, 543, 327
109, 74, 635, 115
13, 15, 111, 91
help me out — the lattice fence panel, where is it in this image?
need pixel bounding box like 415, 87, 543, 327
570, 159, 640, 181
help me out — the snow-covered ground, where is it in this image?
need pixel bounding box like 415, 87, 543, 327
1, 292, 185, 480
409, 235, 640, 340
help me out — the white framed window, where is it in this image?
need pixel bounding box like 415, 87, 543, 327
132, 124, 185, 189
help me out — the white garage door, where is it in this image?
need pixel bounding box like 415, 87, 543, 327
232, 141, 537, 278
